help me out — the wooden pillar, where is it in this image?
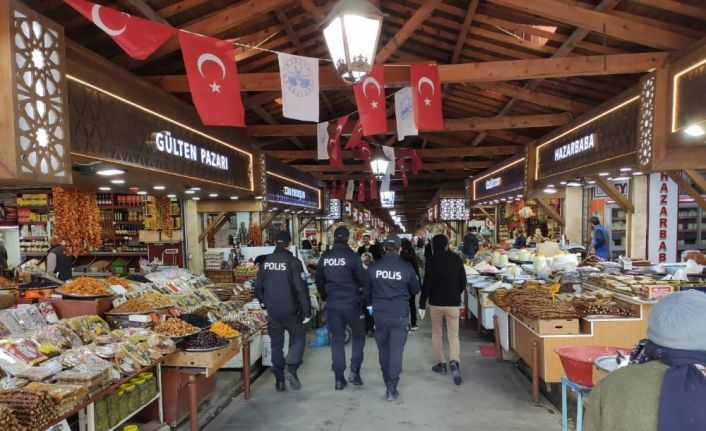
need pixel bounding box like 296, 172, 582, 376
184, 200, 204, 274
629, 175, 648, 259
564, 187, 583, 245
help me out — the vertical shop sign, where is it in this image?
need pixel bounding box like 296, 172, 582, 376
648, 173, 677, 263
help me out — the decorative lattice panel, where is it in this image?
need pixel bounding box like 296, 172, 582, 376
7, 1, 71, 182
440, 198, 470, 221
259, 153, 267, 208
638, 74, 656, 168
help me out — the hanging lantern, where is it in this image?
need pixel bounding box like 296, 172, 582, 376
370, 154, 389, 180
322, 0, 384, 84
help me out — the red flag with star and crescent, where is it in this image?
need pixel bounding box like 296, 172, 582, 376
353, 65, 387, 136
406, 148, 424, 175
369, 176, 378, 201
357, 178, 365, 202
396, 159, 409, 187
328, 115, 349, 168
359, 141, 372, 166
410, 64, 443, 130
64, 0, 177, 60
179, 31, 245, 127
344, 120, 364, 150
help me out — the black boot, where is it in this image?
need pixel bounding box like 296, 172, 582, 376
348, 370, 363, 386
285, 367, 301, 391
385, 379, 399, 401
275, 379, 286, 392
335, 374, 347, 390
449, 360, 462, 385
432, 362, 448, 375
382, 372, 390, 386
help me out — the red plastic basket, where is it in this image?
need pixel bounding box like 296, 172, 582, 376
554, 345, 630, 387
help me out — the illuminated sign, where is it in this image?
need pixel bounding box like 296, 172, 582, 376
152, 131, 229, 170
554, 134, 596, 162
283, 186, 306, 199
485, 177, 502, 189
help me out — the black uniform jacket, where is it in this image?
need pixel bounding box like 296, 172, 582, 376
316, 242, 371, 306
254, 247, 312, 318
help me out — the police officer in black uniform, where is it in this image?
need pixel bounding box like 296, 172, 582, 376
254, 231, 312, 392
367, 235, 421, 401
315, 226, 371, 390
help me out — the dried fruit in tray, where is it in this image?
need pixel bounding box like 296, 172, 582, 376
106, 276, 131, 290
180, 331, 229, 350
210, 321, 240, 339
179, 313, 211, 329
153, 317, 199, 337
58, 277, 111, 296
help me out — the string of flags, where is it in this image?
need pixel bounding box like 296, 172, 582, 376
64, 0, 432, 202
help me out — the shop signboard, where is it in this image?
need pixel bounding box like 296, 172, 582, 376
648, 172, 678, 263
472, 157, 525, 203
534, 91, 639, 183
266, 173, 320, 209
68, 81, 253, 191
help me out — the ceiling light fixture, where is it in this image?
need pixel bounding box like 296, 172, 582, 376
598, 172, 610, 177
230, 196, 239, 200
209, 193, 218, 197
185, 190, 195, 195
192, 197, 201, 201
153, 185, 165, 190
612, 176, 630, 181
620, 167, 632, 172
96, 168, 125, 176
167, 194, 176, 198
137, 191, 147, 195
684, 124, 706, 137
110, 179, 125, 184
254, 195, 264, 200
632, 172, 643, 176
98, 186, 111, 191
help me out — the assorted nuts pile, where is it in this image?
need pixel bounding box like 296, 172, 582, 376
111, 292, 173, 313
153, 318, 199, 337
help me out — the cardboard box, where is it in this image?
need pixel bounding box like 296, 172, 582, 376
521, 315, 580, 335
638, 284, 673, 301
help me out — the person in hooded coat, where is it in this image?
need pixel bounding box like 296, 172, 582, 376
419, 234, 466, 385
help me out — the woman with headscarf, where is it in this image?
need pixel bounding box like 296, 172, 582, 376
585, 290, 706, 431
400, 238, 421, 331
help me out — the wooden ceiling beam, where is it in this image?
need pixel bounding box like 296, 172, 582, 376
264, 145, 521, 160
316, 172, 471, 181
471, 82, 592, 113
246, 113, 569, 137
116, 0, 170, 24
450, 0, 479, 64
486, 0, 693, 50
147, 52, 666, 92
158, 0, 210, 18
249, 105, 306, 150
375, 0, 444, 63
297, 0, 326, 23
295, 160, 492, 172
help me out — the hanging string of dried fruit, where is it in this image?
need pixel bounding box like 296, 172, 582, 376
159, 197, 173, 238
247, 223, 262, 246
52, 187, 102, 257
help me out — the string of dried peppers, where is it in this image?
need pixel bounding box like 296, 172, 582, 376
52, 187, 102, 257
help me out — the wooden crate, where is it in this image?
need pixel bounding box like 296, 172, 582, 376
521, 315, 580, 335
163, 338, 241, 377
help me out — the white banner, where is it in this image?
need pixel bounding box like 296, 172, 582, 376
345, 179, 355, 201
648, 172, 678, 263
278, 53, 319, 122
382, 145, 395, 176
316, 122, 329, 160
394, 87, 418, 141
380, 174, 391, 193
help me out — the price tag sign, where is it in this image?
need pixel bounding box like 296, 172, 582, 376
110, 284, 127, 295
112, 296, 127, 308
128, 314, 151, 323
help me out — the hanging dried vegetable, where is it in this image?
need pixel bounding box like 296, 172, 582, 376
157, 197, 173, 238
52, 187, 102, 257
247, 223, 262, 246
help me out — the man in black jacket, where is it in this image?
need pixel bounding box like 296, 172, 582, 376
420, 234, 466, 385
316, 226, 371, 390
254, 231, 312, 392
368, 235, 421, 401
357, 234, 372, 255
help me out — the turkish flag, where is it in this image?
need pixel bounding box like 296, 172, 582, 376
369, 176, 378, 201
64, 0, 176, 60
344, 120, 364, 150
328, 115, 349, 168
353, 65, 387, 136
338, 180, 347, 201
406, 148, 424, 175
357, 178, 365, 202
410, 64, 443, 130
396, 159, 409, 187
359, 141, 372, 165
331, 182, 339, 201
179, 31, 245, 127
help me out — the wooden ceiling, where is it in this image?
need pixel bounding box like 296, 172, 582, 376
24, 0, 706, 226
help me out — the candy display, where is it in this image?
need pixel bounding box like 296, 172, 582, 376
57, 277, 111, 297
0, 389, 57, 430
210, 321, 240, 339
153, 318, 199, 338
180, 331, 229, 351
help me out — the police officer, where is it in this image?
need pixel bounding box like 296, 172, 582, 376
316, 226, 370, 390
254, 231, 312, 392
367, 235, 421, 401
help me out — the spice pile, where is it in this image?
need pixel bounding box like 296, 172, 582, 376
57, 277, 111, 296
0, 389, 57, 430
181, 331, 229, 351
110, 291, 173, 313
106, 276, 130, 290
153, 318, 199, 337
210, 321, 240, 338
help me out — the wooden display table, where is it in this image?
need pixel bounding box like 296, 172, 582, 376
508, 290, 655, 403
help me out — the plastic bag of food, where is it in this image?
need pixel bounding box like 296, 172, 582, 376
4, 338, 47, 366
0, 348, 31, 376
146, 332, 176, 355
15, 357, 63, 381
36, 302, 59, 324
0, 310, 23, 336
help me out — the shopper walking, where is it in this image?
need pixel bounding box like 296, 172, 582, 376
419, 234, 466, 385
367, 235, 421, 401
316, 226, 370, 390
400, 238, 421, 331
46, 236, 72, 281
254, 231, 312, 392
589, 216, 611, 259
585, 290, 706, 431
357, 234, 372, 255
462, 227, 480, 260
0, 235, 7, 270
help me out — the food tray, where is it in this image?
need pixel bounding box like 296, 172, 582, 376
181, 343, 230, 352
57, 291, 114, 299
167, 329, 201, 341
582, 314, 633, 320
